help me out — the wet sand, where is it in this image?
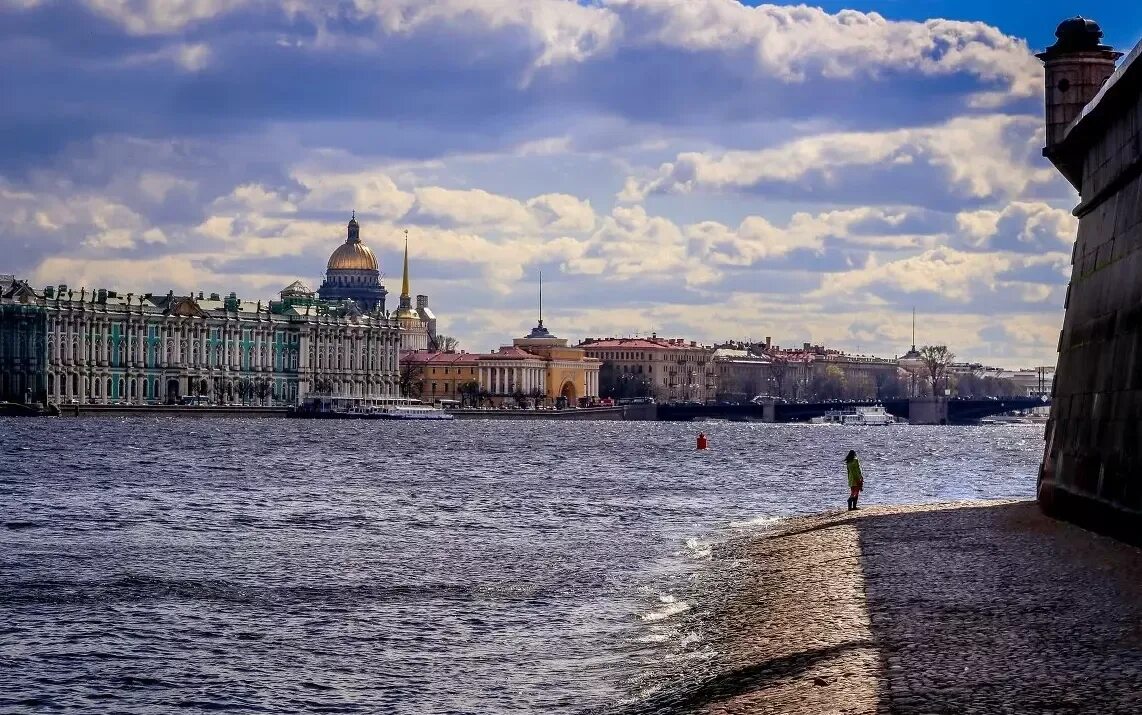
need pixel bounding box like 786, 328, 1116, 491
628, 500, 1142, 714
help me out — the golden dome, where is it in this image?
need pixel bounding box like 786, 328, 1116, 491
326, 213, 380, 272
326, 242, 378, 271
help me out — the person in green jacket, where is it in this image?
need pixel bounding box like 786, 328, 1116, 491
845, 450, 864, 511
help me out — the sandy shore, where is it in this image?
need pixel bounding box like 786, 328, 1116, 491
625, 500, 1142, 714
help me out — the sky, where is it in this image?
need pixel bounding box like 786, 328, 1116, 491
2, 1, 1140, 368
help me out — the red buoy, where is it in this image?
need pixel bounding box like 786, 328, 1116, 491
697, 432, 708, 450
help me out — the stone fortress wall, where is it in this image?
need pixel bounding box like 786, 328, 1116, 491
1038, 18, 1142, 538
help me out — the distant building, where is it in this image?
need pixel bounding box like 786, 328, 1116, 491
0, 278, 401, 406
712, 347, 772, 402
511, 319, 600, 404
401, 350, 480, 404
404, 317, 600, 406
579, 335, 716, 403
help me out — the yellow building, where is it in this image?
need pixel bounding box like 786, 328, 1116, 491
401, 318, 600, 406
402, 351, 480, 404
511, 320, 599, 403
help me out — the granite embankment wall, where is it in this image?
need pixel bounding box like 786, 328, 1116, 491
53, 404, 656, 421
1040, 37, 1142, 538
66, 405, 288, 418
448, 404, 654, 421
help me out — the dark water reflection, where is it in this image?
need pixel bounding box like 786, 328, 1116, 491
0, 418, 1042, 713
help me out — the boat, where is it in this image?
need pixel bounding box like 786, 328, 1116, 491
369, 402, 454, 420
288, 396, 453, 420
810, 405, 895, 425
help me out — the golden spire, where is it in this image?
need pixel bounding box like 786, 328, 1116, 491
394, 228, 417, 320
401, 229, 410, 299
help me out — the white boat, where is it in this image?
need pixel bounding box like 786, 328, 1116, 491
810, 405, 895, 425
290, 396, 453, 420
369, 402, 454, 420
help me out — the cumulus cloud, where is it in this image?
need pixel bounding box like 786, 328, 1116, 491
608, 1, 1039, 97
955, 201, 1076, 253
623, 115, 1057, 207
0, 0, 1046, 163
0, 0, 1076, 365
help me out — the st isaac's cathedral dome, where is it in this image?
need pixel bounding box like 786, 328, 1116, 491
326, 215, 379, 271
317, 213, 388, 312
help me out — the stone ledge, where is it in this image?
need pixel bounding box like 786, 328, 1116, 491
623, 500, 1142, 714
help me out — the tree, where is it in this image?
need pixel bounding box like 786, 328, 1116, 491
399, 361, 424, 398
213, 378, 227, 403
312, 378, 334, 396
435, 335, 460, 352
810, 365, 846, 400
919, 345, 955, 396
458, 380, 480, 408
236, 378, 254, 403
599, 364, 652, 399
953, 373, 983, 398
255, 378, 273, 405
875, 370, 906, 399
768, 360, 791, 398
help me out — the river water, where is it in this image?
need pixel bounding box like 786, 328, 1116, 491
0, 418, 1042, 713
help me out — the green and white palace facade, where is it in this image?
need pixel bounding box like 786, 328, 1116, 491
0, 275, 402, 406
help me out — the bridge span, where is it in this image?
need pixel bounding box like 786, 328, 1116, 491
656, 397, 1048, 424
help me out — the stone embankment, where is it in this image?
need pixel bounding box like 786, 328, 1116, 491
632, 500, 1142, 714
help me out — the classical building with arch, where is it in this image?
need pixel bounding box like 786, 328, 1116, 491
403, 318, 600, 406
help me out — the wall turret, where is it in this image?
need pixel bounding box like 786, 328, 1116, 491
1037, 17, 1121, 173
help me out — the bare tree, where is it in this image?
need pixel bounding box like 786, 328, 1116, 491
920, 345, 955, 396
399, 361, 424, 398
529, 386, 545, 408
255, 378, 273, 405
458, 380, 480, 407
435, 335, 460, 352
768, 359, 791, 398
236, 378, 255, 403
875, 370, 905, 399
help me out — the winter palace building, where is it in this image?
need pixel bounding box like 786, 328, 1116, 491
0, 215, 434, 406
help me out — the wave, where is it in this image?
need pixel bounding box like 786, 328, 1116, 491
0, 575, 584, 607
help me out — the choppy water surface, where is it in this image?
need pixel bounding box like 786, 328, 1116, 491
0, 418, 1042, 713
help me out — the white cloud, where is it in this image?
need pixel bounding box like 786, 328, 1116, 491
955, 201, 1076, 252
623, 115, 1055, 204
81, 0, 250, 34
607, 0, 1039, 99
410, 187, 537, 232
526, 193, 596, 232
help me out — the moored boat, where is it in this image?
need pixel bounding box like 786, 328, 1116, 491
810, 405, 895, 425
288, 396, 453, 420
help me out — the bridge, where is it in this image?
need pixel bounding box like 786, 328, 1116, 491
656, 397, 1048, 424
